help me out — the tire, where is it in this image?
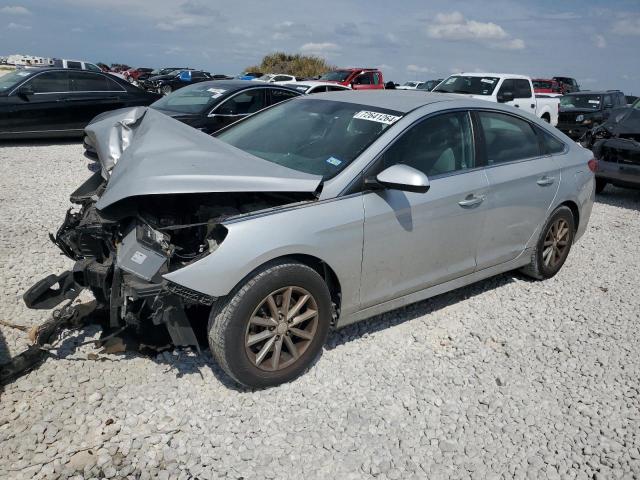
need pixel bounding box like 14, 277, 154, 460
161, 85, 172, 95
595, 178, 607, 194
208, 261, 332, 388
520, 206, 575, 280
542, 114, 551, 123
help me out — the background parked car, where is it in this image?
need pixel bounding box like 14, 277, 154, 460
553, 76, 580, 94
0, 68, 160, 139
124, 67, 154, 83
532, 78, 562, 95
283, 81, 350, 94
252, 73, 297, 84
137, 67, 191, 87
318, 68, 385, 90
397, 81, 425, 90
145, 70, 211, 95
51, 58, 102, 72
557, 90, 627, 139
416, 79, 443, 91
148, 80, 302, 133
238, 71, 264, 80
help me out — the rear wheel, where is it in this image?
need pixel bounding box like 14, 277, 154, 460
208, 261, 332, 388
520, 206, 575, 280
595, 178, 607, 194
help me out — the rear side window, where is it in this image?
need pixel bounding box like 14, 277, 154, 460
67, 61, 82, 69
28, 71, 70, 93
537, 128, 566, 155
478, 111, 541, 164
218, 89, 266, 115
69, 72, 121, 92
269, 89, 299, 105
373, 72, 381, 85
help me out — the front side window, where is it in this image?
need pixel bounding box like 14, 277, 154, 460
478, 111, 541, 164
379, 111, 475, 177
217, 98, 402, 179
498, 79, 515, 97
514, 79, 532, 98
85, 63, 101, 72
434, 75, 499, 95
67, 61, 82, 69
28, 71, 70, 93
353, 73, 372, 85
318, 70, 351, 82
217, 89, 266, 115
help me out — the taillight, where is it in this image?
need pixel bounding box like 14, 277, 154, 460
587, 158, 598, 173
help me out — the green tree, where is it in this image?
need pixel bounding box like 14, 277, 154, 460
246, 52, 335, 79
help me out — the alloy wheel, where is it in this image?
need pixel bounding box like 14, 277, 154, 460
543, 218, 570, 268
244, 286, 319, 371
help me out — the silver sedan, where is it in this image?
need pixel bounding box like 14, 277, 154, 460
27, 91, 595, 388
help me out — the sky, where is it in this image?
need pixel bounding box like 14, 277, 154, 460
1, 0, 639, 93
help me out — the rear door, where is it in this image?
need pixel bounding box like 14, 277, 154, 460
67, 71, 126, 128
3, 71, 72, 135
474, 110, 561, 269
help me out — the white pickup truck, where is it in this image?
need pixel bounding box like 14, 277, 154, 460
433, 73, 560, 126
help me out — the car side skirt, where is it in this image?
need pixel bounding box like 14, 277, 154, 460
336, 250, 532, 329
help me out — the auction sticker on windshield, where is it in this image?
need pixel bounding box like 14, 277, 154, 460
207, 88, 226, 98
353, 111, 401, 125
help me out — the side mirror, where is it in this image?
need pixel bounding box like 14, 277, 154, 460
178, 71, 192, 82
497, 91, 514, 103
18, 84, 34, 98
369, 164, 430, 193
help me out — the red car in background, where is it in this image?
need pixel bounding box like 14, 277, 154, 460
319, 68, 385, 90
532, 78, 562, 95
125, 67, 154, 82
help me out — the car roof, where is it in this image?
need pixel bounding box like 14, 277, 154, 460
454, 72, 530, 79
189, 79, 301, 92
298, 90, 462, 113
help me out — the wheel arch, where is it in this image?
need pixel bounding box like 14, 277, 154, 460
558, 200, 580, 232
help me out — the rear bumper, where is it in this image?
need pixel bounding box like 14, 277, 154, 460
596, 161, 640, 188
594, 138, 640, 188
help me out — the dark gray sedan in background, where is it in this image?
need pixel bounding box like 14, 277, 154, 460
26, 91, 595, 388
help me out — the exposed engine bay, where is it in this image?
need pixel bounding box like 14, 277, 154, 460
581, 105, 640, 167
25, 170, 316, 349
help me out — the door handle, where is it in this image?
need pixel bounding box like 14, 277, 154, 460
530, 104, 535, 108
537, 176, 555, 186
458, 194, 485, 207
514, 104, 519, 108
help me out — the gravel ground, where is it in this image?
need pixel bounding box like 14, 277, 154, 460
1, 141, 639, 480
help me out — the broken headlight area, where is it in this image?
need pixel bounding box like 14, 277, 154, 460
26, 188, 309, 350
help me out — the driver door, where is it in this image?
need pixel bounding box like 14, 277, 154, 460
360, 111, 489, 308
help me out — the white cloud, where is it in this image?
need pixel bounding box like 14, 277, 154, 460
0, 5, 31, 15
300, 42, 340, 55
428, 11, 525, 50
493, 38, 526, 50
593, 34, 607, 48
7, 22, 31, 30
406, 64, 431, 73
156, 16, 211, 31
612, 17, 640, 36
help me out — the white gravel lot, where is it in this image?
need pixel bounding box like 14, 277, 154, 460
1, 141, 639, 480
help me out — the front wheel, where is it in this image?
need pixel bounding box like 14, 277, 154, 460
595, 178, 607, 194
161, 85, 172, 95
520, 206, 575, 280
208, 261, 332, 388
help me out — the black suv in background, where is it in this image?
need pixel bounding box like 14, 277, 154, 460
557, 90, 627, 140
144, 70, 211, 95
553, 76, 580, 94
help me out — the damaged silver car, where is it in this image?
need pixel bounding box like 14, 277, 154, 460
25, 91, 595, 388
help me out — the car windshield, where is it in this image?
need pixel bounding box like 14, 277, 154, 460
319, 70, 351, 82
151, 83, 228, 114
560, 95, 602, 110
217, 99, 403, 179
257, 74, 274, 81
434, 75, 499, 95
0, 70, 33, 92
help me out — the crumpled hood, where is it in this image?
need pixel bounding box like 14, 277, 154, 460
94, 108, 322, 210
